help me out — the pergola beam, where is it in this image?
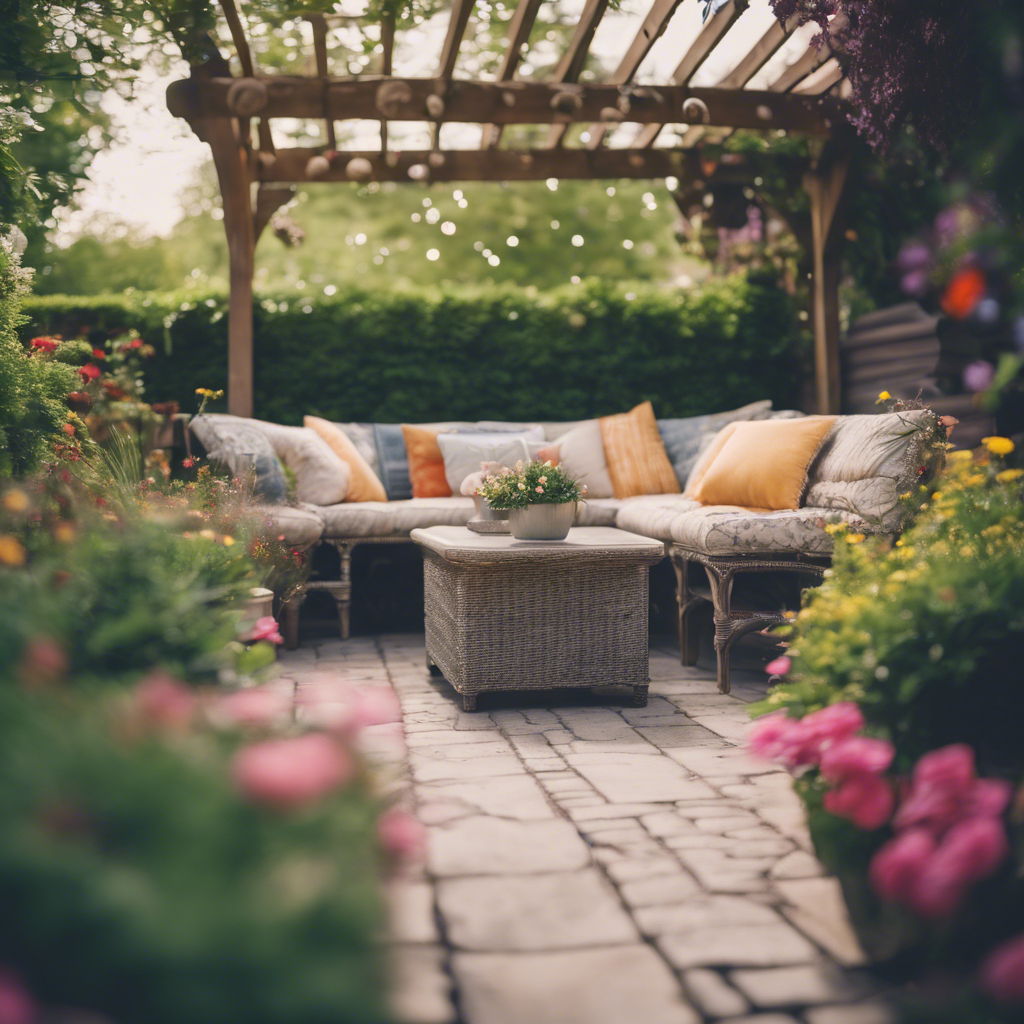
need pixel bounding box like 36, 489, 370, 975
481, 0, 545, 149
167, 77, 843, 135
437, 0, 478, 78
256, 146, 774, 183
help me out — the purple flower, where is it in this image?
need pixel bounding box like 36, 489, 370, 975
896, 241, 932, 273
900, 269, 930, 298
963, 360, 996, 393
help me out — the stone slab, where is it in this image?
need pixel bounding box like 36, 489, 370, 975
428, 817, 590, 876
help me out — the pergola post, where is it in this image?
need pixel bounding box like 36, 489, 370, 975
804, 148, 850, 415
202, 118, 256, 419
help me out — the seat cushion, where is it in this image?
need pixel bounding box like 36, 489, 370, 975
573, 497, 624, 527
670, 506, 864, 557
317, 502, 397, 538
263, 504, 324, 547
805, 410, 940, 531
387, 497, 476, 534
614, 495, 702, 542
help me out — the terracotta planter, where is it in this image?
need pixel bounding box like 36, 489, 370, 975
508, 502, 576, 541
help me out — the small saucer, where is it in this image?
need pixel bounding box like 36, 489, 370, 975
467, 517, 511, 534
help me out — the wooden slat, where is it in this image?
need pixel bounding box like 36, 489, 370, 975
437, 0, 478, 78
308, 15, 337, 149
716, 17, 793, 89
792, 57, 843, 95
255, 145, 770, 182
380, 12, 395, 151
585, 0, 687, 150
481, 0, 545, 149
170, 77, 843, 134
218, 0, 274, 154
632, 0, 742, 149
544, 0, 612, 147
765, 38, 830, 92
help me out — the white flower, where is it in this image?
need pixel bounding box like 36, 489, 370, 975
536, 486, 544, 493
544, 460, 552, 467
518, 483, 526, 490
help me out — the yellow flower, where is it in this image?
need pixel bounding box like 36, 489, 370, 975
982, 436, 1015, 456
199, 529, 216, 540
195, 388, 225, 399
898, 491, 912, 500
931, 491, 942, 501
0, 535, 26, 566
222, 535, 235, 546
845, 533, 866, 544
996, 468, 1023, 483
964, 474, 985, 487
960, 544, 974, 558
824, 522, 848, 536
876, 391, 891, 403
53, 522, 76, 543
2, 489, 29, 513
948, 450, 973, 462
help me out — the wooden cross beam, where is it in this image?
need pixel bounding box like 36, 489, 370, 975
254, 145, 772, 183
481, 0, 545, 149
167, 77, 844, 135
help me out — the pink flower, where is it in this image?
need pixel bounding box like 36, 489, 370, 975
819, 737, 896, 783
930, 816, 1009, 885
244, 616, 283, 644
134, 670, 196, 729
77, 363, 101, 382
870, 828, 937, 903
748, 712, 798, 761
212, 686, 292, 729
232, 733, 353, 810
764, 656, 791, 676
18, 636, 68, 689
981, 934, 1024, 1004
0, 969, 34, 1024
963, 778, 1014, 818
785, 702, 866, 766
914, 744, 975, 794
355, 687, 403, 727
823, 773, 894, 829
378, 807, 426, 860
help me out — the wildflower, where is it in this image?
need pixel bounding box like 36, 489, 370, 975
823, 773, 895, 830
195, 388, 225, 399
535, 486, 544, 493
764, 656, 791, 676
875, 391, 891, 403
538, 476, 547, 484
232, 733, 353, 809
182, 457, 196, 469
199, 529, 216, 540
53, 522, 75, 543
0, 535, 26, 566
17, 637, 68, 688
940, 267, 986, 319
960, 544, 974, 557
518, 483, 526, 490
963, 359, 996, 392
996, 468, 1022, 483
134, 670, 196, 730
221, 535, 235, 547
846, 533, 866, 544
62, 423, 75, 437
30, 337, 58, 352
982, 436, 1015, 456
77, 363, 101, 382
948, 449, 973, 462
2, 489, 29, 513
898, 491, 912, 500
212, 685, 291, 728
91, 348, 106, 360
126, 338, 144, 349
246, 616, 283, 644
820, 737, 896, 783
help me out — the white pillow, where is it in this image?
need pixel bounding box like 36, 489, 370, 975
252, 420, 351, 506
437, 429, 545, 494
553, 420, 614, 498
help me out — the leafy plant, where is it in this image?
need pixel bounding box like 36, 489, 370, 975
478, 458, 584, 510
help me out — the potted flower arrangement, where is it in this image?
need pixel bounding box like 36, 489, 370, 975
477, 459, 586, 541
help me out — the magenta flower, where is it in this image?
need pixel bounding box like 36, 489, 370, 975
764, 655, 791, 676
748, 712, 798, 761
823, 772, 894, 830
212, 686, 292, 730
870, 828, 937, 904
244, 616, 284, 645
0, 969, 34, 1024
232, 733, 353, 810
355, 686, 403, 728
819, 736, 896, 783
787, 702, 865, 764
134, 670, 196, 729
981, 934, 1024, 1004
378, 807, 426, 860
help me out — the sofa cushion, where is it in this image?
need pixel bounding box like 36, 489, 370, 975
437, 429, 545, 494
670, 506, 864, 557
688, 416, 837, 511
387, 497, 476, 534
332, 422, 379, 473
252, 420, 351, 506
549, 419, 615, 498
658, 400, 773, 486
305, 416, 387, 503
615, 495, 702, 542
263, 503, 324, 547
804, 410, 940, 532
402, 424, 452, 498
573, 497, 624, 527
189, 414, 288, 504
317, 502, 397, 538
600, 401, 680, 499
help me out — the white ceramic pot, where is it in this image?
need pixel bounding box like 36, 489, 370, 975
508, 502, 576, 541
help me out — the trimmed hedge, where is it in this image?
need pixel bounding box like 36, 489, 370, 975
20, 272, 809, 424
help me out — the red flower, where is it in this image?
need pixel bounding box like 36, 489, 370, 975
182, 457, 196, 469
77, 363, 101, 382
30, 337, 58, 353
62, 423, 75, 437
67, 391, 92, 412
940, 267, 986, 319
91, 348, 106, 360
126, 338, 144, 349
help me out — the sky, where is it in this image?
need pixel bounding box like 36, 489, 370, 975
57, 0, 817, 243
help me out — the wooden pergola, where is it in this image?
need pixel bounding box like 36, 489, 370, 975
167, 0, 854, 418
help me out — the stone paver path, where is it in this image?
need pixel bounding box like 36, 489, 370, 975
278, 634, 897, 1024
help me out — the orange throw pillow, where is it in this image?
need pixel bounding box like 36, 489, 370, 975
688, 416, 837, 511
304, 416, 387, 503
401, 424, 451, 498
599, 401, 681, 499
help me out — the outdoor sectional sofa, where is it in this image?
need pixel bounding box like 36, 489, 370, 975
189, 403, 942, 692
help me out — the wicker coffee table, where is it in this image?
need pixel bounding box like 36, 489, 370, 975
411, 526, 665, 711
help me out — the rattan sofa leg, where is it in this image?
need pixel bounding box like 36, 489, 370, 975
426, 652, 443, 676
330, 541, 354, 641
704, 563, 737, 695
671, 551, 703, 667
461, 693, 478, 711
632, 684, 649, 708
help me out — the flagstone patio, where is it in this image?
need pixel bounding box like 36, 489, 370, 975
277, 635, 898, 1024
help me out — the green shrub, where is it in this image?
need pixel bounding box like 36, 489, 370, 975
0, 241, 76, 476
20, 272, 809, 424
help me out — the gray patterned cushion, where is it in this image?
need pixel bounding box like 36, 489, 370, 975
615, 495, 702, 541
251, 420, 350, 506
189, 414, 288, 504
332, 422, 379, 473
805, 410, 940, 531
658, 401, 773, 486
671, 506, 865, 557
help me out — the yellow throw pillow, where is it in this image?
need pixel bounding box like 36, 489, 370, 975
688, 416, 837, 511
304, 416, 387, 504
599, 401, 681, 499
401, 424, 451, 498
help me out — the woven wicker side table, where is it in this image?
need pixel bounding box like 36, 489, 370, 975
411, 526, 665, 711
